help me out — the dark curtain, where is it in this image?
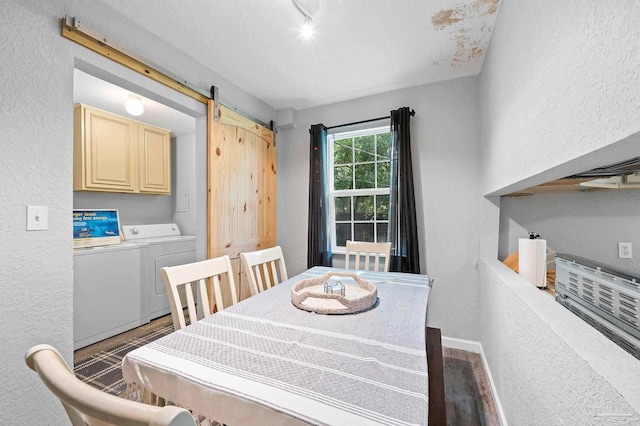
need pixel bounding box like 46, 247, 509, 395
307, 124, 332, 268
388, 107, 421, 273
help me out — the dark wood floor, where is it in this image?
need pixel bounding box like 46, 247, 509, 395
75, 318, 500, 425
443, 347, 500, 425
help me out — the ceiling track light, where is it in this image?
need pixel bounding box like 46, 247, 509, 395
291, 0, 318, 38
300, 15, 313, 38
291, 0, 312, 21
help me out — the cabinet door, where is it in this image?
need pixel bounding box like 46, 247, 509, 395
138, 124, 171, 194
76, 106, 137, 192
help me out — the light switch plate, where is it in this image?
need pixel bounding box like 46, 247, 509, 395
27, 205, 48, 231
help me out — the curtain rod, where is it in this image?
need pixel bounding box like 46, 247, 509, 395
326, 109, 415, 130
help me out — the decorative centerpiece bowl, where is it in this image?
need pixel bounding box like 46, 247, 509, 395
291, 272, 377, 314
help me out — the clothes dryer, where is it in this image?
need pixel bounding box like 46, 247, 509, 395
122, 224, 196, 320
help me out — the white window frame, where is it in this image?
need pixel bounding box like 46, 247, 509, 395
328, 126, 391, 252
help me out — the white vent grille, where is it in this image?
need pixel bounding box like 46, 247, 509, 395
557, 295, 640, 359
556, 256, 640, 360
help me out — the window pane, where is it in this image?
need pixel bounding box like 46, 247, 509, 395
354, 135, 375, 163
354, 163, 375, 189
354, 223, 375, 242
376, 194, 390, 220
376, 133, 391, 159
333, 138, 352, 165
376, 222, 389, 242
335, 223, 351, 247
330, 129, 395, 251
334, 165, 353, 190
376, 161, 390, 188
354, 196, 374, 220
334, 196, 351, 221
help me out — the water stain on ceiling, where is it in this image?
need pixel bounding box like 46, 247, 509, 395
432, 0, 500, 67
86, 0, 504, 110
432, 9, 465, 28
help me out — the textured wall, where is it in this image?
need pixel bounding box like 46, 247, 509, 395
0, 2, 74, 421
479, 0, 640, 196
500, 190, 640, 276
1, 0, 274, 423
478, 0, 640, 422
480, 260, 640, 424
277, 76, 483, 340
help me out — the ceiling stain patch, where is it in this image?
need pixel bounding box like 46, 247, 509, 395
431, 0, 500, 67
452, 33, 484, 67
432, 8, 466, 29
474, 0, 500, 16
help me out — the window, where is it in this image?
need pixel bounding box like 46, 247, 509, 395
328, 126, 391, 250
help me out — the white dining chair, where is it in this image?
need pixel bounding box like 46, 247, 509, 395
25, 344, 196, 426
240, 246, 288, 296
161, 255, 238, 331
345, 240, 392, 272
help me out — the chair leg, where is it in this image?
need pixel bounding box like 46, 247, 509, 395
142, 388, 165, 407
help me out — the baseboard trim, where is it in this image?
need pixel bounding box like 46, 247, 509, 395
442, 337, 508, 426
441, 336, 481, 353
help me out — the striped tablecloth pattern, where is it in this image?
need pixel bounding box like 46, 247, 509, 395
122, 267, 432, 425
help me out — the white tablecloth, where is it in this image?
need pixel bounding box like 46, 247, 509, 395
122, 267, 432, 425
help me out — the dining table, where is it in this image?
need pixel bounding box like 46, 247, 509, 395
122, 266, 434, 425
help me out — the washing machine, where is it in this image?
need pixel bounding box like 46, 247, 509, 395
73, 241, 149, 349
122, 223, 196, 320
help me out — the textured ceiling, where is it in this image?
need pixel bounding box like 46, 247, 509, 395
89, 0, 501, 111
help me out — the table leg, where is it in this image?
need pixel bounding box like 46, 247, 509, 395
426, 326, 446, 426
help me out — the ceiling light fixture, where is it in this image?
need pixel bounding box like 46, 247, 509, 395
300, 16, 313, 38
125, 94, 144, 116
291, 0, 320, 38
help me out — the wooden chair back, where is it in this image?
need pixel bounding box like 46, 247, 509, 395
345, 241, 392, 272
25, 344, 195, 426
240, 246, 288, 296
161, 255, 237, 331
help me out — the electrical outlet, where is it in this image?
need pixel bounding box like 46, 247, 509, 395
618, 242, 632, 259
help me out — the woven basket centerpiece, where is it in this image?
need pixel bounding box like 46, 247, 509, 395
291, 272, 377, 314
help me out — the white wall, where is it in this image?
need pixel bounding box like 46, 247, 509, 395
0, 0, 274, 423
73, 192, 175, 225
173, 133, 198, 235
499, 190, 640, 276
277, 76, 483, 340
0, 3, 74, 422
478, 1, 640, 423
480, 259, 640, 424
480, 1, 640, 196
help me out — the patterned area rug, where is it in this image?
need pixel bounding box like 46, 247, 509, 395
74, 324, 173, 395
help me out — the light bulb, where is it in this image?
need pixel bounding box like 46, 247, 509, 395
300, 17, 313, 38
125, 95, 144, 116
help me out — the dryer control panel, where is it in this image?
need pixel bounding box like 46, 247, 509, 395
122, 223, 182, 240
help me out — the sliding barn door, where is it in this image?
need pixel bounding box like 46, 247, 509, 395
208, 103, 276, 306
